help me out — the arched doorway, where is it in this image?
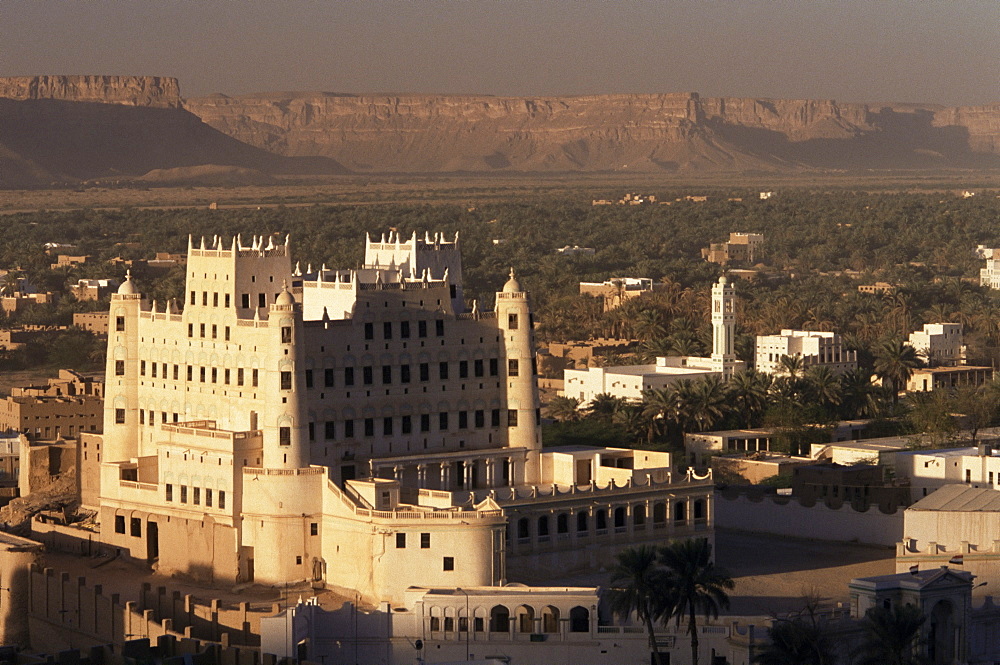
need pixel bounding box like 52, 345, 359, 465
929, 600, 954, 665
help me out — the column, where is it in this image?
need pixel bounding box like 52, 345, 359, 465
464, 460, 474, 490
416, 464, 427, 489
441, 462, 452, 490
393, 465, 403, 482
485, 459, 496, 488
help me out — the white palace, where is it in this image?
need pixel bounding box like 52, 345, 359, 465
81, 231, 713, 606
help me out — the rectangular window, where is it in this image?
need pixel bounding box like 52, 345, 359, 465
459, 411, 468, 429
443, 556, 454, 571
305, 370, 313, 388
401, 415, 412, 434
187, 365, 193, 381
382, 366, 392, 384
241, 293, 250, 308
200, 323, 206, 338
324, 368, 334, 388
421, 533, 430, 549
475, 410, 485, 428
200, 367, 206, 383
115, 408, 125, 424
140, 360, 146, 376
151, 363, 157, 378
508, 410, 518, 427
252, 369, 259, 387
444, 616, 454, 631
459, 361, 468, 378
173, 365, 179, 380
508, 313, 519, 330
202, 292, 208, 306
281, 326, 292, 344
400, 365, 411, 383
211, 324, 218, 339
364, 323, 374, 340
213, 293, 219, 307
114, 515, 125, 534
435, 320, 445, 336
508, 359, 519, 377
474, 359, 484, 377
310, 522, 318, 536
396, 533, 406, 548
489, 358, 499, 376
383, 417, 393, 436
419, 363, 429, 381
344, 367, 354, 386
193, 487, 201, 505
115, 360, 125, 376
418, 320, 427, 338
279, 427, 291, 446
180, 486, 188, 503
364, 418, 374, 437
237, 368, 244, 386
280, 371, 292, 390
223, 368, 231, 384
258, 293, 266, 308
188, 323, 193, 338
430, 617, 440, 632
491, 409, 501, 427
224, 326, 230, 341
383, 322, 392, 339
400, 321, 411, 338
219, 491, 226, 509
190, 291, 196, 306
116, 316, 125, 332
344, 420, 355, 438
325, 421, 336, 440
439, 412, 449, 430
439, 362, 449, 380
165, 484, 173, 501
130, 517, 142, 537
211, 367, 218, 383
140, 410, 145, 425
206, 489, 213, 507
420, 414, 430, 432
363, 366, 373, 385
308, 422, 315, 441
225, 294, 230, 308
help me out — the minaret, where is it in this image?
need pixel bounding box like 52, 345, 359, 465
496, 269, 541, 485
710, 275, 737, 378
262, 284, 309, 469
103, 271, 145, 463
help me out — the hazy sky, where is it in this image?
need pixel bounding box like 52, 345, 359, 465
2, 0, 997, 105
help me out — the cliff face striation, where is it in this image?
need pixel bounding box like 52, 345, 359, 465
183, 91, 1000, 173
0, 75, 182, 108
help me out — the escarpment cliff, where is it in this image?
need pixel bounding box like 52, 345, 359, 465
0, 75, 182, 108
183, 91, 1000, 173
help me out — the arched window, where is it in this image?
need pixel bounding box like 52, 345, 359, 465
653, 503, 667, 524
516, 605, 535, 633
633, 505, 646, 526
569, 606, 589, 633
557, 513, 569, 534
576, 511, 588, 533
517, 517, 529, 539
694, 499, 705, 520
489, 605, 510, 632
614, 506, 626, 528
538, 515, 550, 537
596, 509, 607, 530
541, 606, 560, 633
674, 501, 686, 523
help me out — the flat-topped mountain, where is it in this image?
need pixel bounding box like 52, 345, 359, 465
1, 75, 999, 186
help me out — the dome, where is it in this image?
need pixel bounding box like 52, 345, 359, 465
502, 268, 522, 293
718, 275, 728, 286
275, 283, 295, 306
117, 270, 138, 295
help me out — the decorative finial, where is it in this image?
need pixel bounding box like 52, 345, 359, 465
509, 267, 515, 280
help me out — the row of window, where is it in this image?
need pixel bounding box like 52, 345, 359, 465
308, 409, 539, 440
186, 323, 232, 341
512, 500, 707, 539
164, 484, 227, 509
428, 605, 589, 634
364, 320, 445, 340
128, 361, 259, 387
304, 359, 501, 388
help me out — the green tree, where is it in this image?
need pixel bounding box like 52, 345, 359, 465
546, 395, 582, 422
607, 545, 672, 665
728, 369, 771, 428
586, 393, 625, 422
658, 538, 734, 665
874, 338, 920, 403
754, 618, 833, 665
852, 604, 927, 665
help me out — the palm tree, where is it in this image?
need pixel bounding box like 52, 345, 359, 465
586, 393, 624, 422
778, 355, 805, 380
728, 369, 770, 428
804, 366, 842, 414
607, 545, 673, 665
689, 376, 730, 433
874, 338, 921, 403
658, 538, 734, 665
754, 617, 833, 665
853, 604, 926, 665
0, 271, 20, 297
614, 403, 652, 444
546, 395, 581, 422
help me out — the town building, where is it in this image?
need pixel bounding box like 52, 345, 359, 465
887, 444, 1000, 501
980, 255, 1000, 289
578, 277, 660, 311
565, 277, 745, 404
80, 231, 712, 603
71, 278, 120, 301
908, 323, 965, 367
791, 463, 909, 507
0, 385, 103, 441
73, 311, 110, 335
754, 329, 857, 376
554, 245, 595, 256
702, 232, 764, 266
50, 254, 89, 270
906, 365, 993, 392
857, 281, 896, 295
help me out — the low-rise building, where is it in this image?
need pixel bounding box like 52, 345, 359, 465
70, 278, 119, 301
50, 254, 89, 269
857, 281, 896, 295
887, 444, 1000, 501
908, 323, 965, 367
0, 372, 103, 441
702, 232, 764, 266
906, 366, 992, 392
1, 292, 56, 314
73, 311, 110, 335
791, 463, 910, 506
981, 256, 1000, 289
554, 245, 595, 256
755, 329, 857, 376
579, 277, 659, 311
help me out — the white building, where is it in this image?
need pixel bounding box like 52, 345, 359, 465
908, 323, 965, 367
981, 256, 1000, 289
564, 277, 745, 404
79, 230, 714, 606
888, 444, 1000, 502
754, 330, 857, 376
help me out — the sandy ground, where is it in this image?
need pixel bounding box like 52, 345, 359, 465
526, 528, 896, 618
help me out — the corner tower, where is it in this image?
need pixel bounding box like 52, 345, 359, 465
102, 271, 145, 463
496, 269, 541, 484
710, 275, 737, 378
262, 284, 309, 469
